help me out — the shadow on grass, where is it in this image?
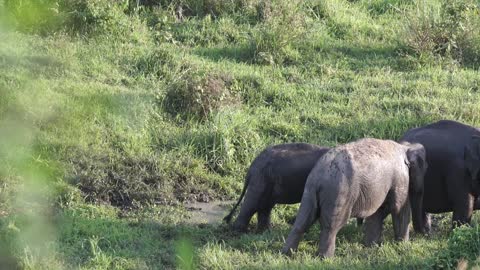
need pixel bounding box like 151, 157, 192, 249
192, 44, 255, 64
335, 45, 414, 71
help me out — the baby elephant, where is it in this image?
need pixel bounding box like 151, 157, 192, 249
282, 138, 427, 258
224, 143, 330, 232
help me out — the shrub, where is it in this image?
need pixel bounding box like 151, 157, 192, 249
186, 114, 263, 175
433, 225, 480, 269
163, 70, 241, 120
403, 0, 480, 66
3, 0, 63, 34
4, 0, 151, 41
61, 0, 151, 41
138, 0, 259, 20
251, 0, 306, 65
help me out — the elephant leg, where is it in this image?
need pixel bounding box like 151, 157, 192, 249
445, 172, 474, 228
282, 191, 318, 256
363, 206, 389, 246
451, 193, 474, 228
356, 218, 364, 227
392, 200, 411, 242
233, 187, 264, 232
316, 195, 351, 258
423, 212, 432, 232
317, 211, 348, 258
411, 189, 430, 234
474, 197, 480, 210
257, 203, 274, 232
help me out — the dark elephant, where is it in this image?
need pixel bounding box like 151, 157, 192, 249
400, 120, 480, 233
281, 138, 427, 258
223, 143, 331, 232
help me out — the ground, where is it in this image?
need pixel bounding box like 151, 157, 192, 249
1, 0, 480, 269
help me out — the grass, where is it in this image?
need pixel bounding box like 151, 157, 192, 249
1, 0, 480, 269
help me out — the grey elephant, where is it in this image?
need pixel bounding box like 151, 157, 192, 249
400, 120, 480, 233
281, 138, 427, 258
223, 143, 331, 232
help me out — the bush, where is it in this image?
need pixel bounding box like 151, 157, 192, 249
163, 69, 241, 120
4, 0, 151, 41
403, 0, 480, 66
138, 0, 259, 20
186, 113, 263, 175
251, 0, 306, 65
433, 225, 480, 269
61, 0, 151, 42
3, 0, 63, 34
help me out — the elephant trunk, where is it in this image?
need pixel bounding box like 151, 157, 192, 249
410, 190, 428, 234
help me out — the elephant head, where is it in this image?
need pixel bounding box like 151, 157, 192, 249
403, 142, 428, 233
405, 143, 428, 192
464, 135, 480, 193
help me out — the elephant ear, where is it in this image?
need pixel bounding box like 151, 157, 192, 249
464, 135, 480, 181
406, 143, 427, 192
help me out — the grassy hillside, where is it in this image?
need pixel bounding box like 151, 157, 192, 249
1, 0, 480, 269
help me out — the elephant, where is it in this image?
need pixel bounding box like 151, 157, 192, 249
400, 120, 480, 233
281, 138, 427, 258
223, 143, 331, 232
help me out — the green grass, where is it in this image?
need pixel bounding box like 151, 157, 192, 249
1, 0, 480, 269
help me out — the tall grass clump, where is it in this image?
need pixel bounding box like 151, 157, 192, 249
306, 0, 382, 41
433, 225, 480, 269
403, 0, 480, 66
4, 0, 151, 43
3, 0, 62, 34
139, 0, 259, 20
251, 0, 307, 65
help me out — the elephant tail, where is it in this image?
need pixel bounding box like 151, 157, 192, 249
223, 170, 251, 224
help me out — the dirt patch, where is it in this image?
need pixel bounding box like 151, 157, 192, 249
185, 200, 235, 224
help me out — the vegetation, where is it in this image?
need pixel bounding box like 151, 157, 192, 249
1, 0, 480, 269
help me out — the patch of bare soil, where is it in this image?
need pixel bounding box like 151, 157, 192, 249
185, 200, 235, 224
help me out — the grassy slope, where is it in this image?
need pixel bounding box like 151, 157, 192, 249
1, 0, 480, 269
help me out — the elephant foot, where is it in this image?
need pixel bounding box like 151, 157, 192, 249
415, 226, 430, 235
414, 220, 431, 235
316, 246, 335, 259
364, 239, 383, 247
281, 246, 294, 256
413, 218, 431, 235
232, 222, 248, 233
256, 223, 272, 233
